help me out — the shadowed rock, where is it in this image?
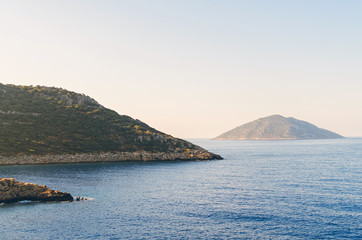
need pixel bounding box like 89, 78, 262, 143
0, 178, 73, 204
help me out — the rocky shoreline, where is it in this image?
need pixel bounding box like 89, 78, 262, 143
0, 178, 73, 204
0, 150, 222, 166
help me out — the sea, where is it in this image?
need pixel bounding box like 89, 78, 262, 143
0, 138, 361, 239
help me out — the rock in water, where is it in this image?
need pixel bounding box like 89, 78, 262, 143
214, 115, 344, 140
0, 178, 73, 204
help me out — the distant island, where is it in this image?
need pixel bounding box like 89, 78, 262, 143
214, 115, 344, 140
0, 83, 222, 165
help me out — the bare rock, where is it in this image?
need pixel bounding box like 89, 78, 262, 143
0, 178, 73, 204
0, 150, 222, 166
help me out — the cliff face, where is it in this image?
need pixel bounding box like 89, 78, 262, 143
0, 83, 222, 163
214, 115, 344, 140
0, 178, 73, 203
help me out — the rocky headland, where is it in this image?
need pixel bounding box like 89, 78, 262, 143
0, 83, 222, 165
0, 178, 73, 204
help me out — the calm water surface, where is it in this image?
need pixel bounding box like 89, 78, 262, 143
0, 138, 361, 239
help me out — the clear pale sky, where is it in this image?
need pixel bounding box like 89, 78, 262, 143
1, 0, 362, 138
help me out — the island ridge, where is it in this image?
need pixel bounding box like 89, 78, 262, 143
214, 115, 344, 140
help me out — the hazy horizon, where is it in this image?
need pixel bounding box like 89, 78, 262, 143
2, 0, 362, 138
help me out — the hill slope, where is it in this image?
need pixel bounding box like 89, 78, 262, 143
214, 115, 344, 140
0, 83, 221, 163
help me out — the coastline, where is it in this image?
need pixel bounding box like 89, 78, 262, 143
0, 150, 222, 166
212, 137, 345, 141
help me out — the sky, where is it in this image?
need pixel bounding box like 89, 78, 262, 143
1, 0, 362, 138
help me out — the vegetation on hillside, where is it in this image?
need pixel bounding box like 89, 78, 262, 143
0, 83, 199, 157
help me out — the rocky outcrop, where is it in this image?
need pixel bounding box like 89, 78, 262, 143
0, 150, 222, 166
0, 178, 73, 204
57, 92, 103, 107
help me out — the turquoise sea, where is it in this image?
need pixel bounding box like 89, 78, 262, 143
0, 138, 361, 239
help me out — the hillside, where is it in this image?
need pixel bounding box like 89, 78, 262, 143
0, 83, 221, 162
214, 115, 344, 140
